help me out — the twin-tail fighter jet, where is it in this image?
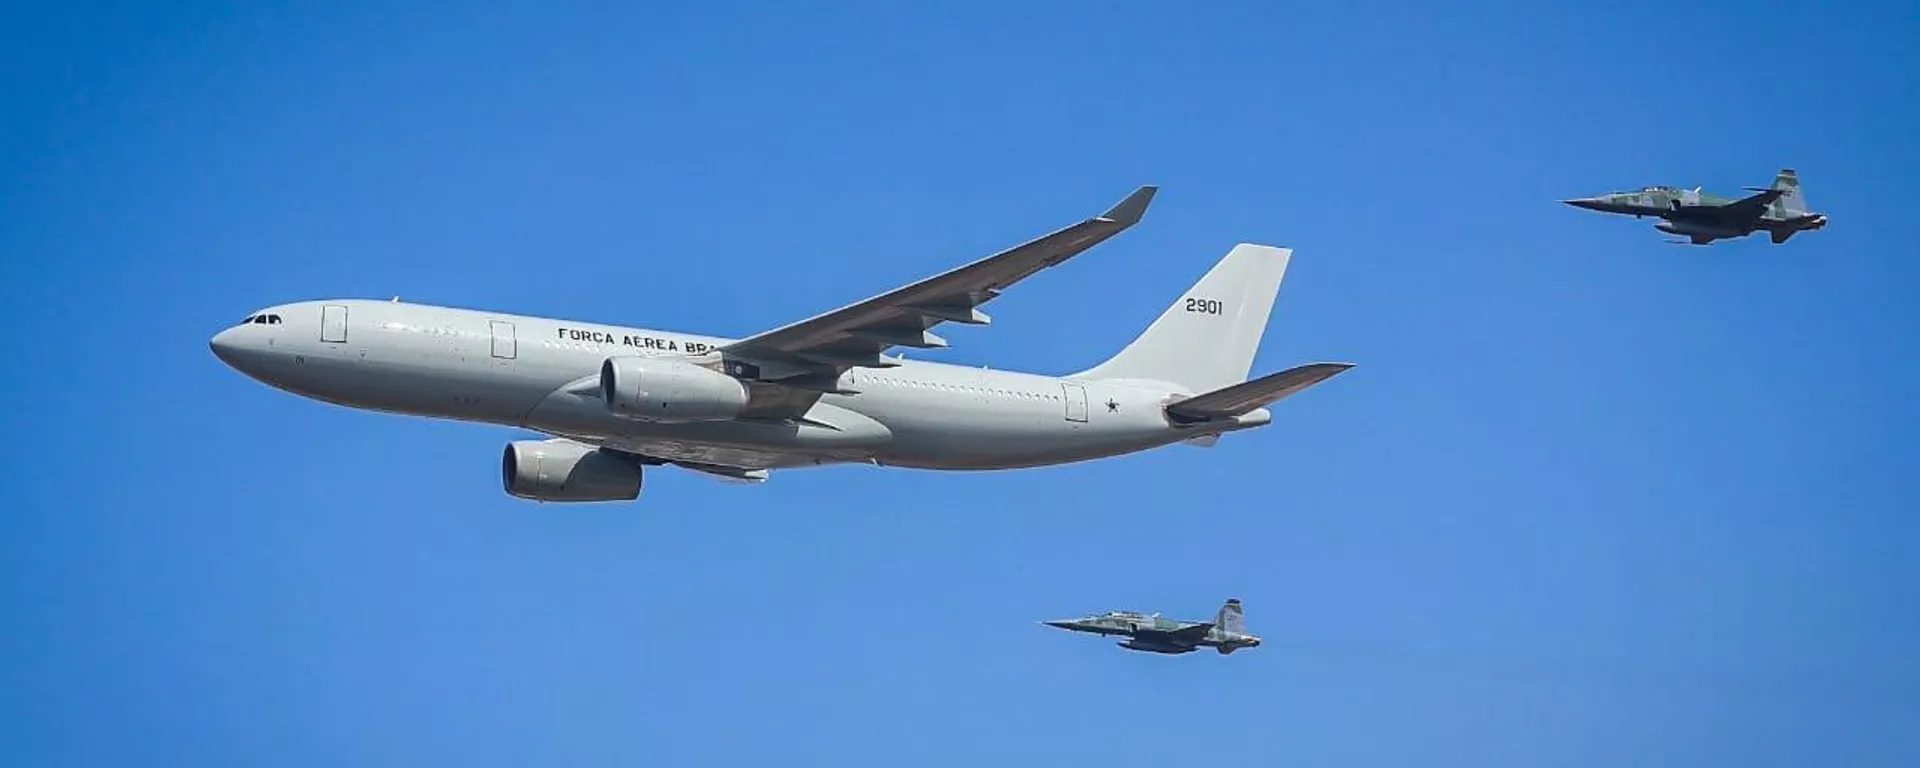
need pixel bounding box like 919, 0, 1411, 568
1044, 598, 1261, 655
1563, 168, 1827, 245
211, 186, 1354, 502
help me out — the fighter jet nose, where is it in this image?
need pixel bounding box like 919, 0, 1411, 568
1041, 620, 1077, 630
1561, 196, 1604, 210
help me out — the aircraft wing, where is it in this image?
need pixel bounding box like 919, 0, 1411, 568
1166, 362, 1355, 421
1140, 622, 1216, 644
670, 461, 770, 483
721, 186, 1157, 373
1676, 187, 1783, 222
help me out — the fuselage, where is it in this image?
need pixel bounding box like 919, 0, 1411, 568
1562, 186, 1827, 244
1043, 614, 1262, 654
210, 299, 1267, 472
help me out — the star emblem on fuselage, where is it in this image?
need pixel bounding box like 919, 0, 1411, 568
1105, 399, 1119, 413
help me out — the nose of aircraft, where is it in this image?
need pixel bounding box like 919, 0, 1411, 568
1041, 620, 1079, 630
209, 327, 241, 366
1561, 196, 1606, 211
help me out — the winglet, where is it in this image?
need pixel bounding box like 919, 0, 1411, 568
1099, 185, 1158, 226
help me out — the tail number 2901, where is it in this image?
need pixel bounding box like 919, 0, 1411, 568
1184, 297, 1224, 315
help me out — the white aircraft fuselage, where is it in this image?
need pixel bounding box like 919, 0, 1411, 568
211, 299, 1267, 474
209, 189, 1350, 501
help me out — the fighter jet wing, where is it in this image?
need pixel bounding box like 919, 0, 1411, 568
1147, 622, 1216, 643
721, 186, 1157, 373
1675, 187, 1784, 222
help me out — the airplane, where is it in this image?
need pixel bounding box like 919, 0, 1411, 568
209, 186, 1354, 502
1562, 168, 1827, 245
1043, 598, 1261, 655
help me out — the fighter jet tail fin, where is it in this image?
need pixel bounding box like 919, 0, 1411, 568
1769, 168, 1808, 216
1215, 598, 1247, 635
1073, 243, 1291, 393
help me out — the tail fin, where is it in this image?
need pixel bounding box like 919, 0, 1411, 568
1214, 598, 1247, 634
1074, 244, 1290, 392
1769, 168, 1807, 216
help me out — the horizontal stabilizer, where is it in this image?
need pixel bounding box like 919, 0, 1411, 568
1166, 362, 1353, 421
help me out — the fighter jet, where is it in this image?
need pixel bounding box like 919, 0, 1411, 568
1562, 168, 1827, 245
1043, 598, 1260, 655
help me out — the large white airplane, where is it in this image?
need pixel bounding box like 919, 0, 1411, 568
210, 186, 1353, 501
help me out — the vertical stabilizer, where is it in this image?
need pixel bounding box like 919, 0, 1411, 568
1074, 244, 1291, 393
1215, 598, 1246, 635
1769, 168, 1807, 216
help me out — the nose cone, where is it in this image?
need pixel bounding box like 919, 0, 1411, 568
1042, 619, 1081, 631
1561, 196, 1607, 211
209, 327, 242, 366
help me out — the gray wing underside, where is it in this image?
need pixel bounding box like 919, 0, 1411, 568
1674, 187, 1784, 223
1166, 362, 1355, 421
1138, 622, 1214, 644
670, 460, 770, 483
721, 186, 1157, 374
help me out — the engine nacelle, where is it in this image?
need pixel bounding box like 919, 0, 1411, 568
600, 356, 751, 422
500, 439, 642, 502
1655, 219, 1741, 239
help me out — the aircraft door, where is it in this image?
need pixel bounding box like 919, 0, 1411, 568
320, 304, 348, 343
1061, 382, 1088, 423
489, 321, 517, 359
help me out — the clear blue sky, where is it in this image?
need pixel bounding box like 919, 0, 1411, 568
4, 2, 1917, 765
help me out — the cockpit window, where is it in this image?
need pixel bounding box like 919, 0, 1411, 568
239, 313, 283, 326
268, 314, 281, 324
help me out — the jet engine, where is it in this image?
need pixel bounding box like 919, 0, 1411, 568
501, 438, 643, 502
600, 356, 751, 422
1654, 220, 1742, 240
